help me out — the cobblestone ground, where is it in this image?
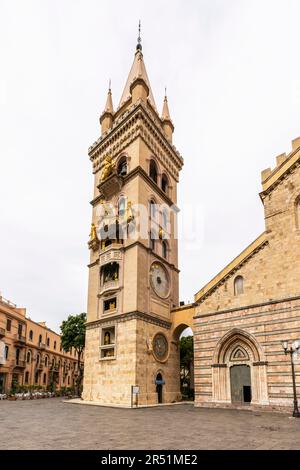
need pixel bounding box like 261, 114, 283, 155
0, 398, 300, 450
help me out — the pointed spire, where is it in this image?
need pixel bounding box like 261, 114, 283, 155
161, 88, 171, 121
103, 79, 114, 114
118, 23, 157, 110
161, 88, 174, 142
100, 80, 114, 134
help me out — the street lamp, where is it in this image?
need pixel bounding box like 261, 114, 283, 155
281, 340, 300, 418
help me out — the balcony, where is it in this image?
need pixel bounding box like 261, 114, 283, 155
0, 327, 5, 338
99, 279, 120, 295
14, 334, 26, 346
38, 343, 46, 350
13, 360, 26, 368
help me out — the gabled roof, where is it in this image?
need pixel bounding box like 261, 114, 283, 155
194, 232, 268, 303
118, 50, 157, 111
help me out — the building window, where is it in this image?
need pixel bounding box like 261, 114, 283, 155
43, 373, 47, 385
35, 371, 39, 384
149, 160, 158, 183
26, 351, 31, 363
161, 174, 168, 193
162, 241, 168, 259
68, 376, 70, 385
100, 326, 116, 359
150, 231, 155, 251
104, 297, 117, 313
47, 337, 50, 347
102, 262, 119, 284
118, 197, 126, 218
4, 346, 9, 360
38, 334, 42, 347
29, 330, 33, 341
6, 319, 11, 332
24, 371, 29, 384
234, 276, 244, 296
54, 341, 57, 350
117, 156, 127, 176
149, 199, 157, 221
45, 356, 48, 367
162, 208, 169, 230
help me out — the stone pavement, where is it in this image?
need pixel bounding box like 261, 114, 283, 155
0, 398, 300, 450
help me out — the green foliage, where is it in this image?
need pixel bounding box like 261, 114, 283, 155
180, 335, 194, 370
60, 312, 86, 356
60, 312, 86, 396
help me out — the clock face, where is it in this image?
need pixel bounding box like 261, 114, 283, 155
153, 333, 168, 361
150, 263, 170, 298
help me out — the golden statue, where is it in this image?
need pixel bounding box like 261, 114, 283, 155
126, 201, 134, 223
89, 223, 97, 241
104, 332, 111, 345
101, 155, 114, 182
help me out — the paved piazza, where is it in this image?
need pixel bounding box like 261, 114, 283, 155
0, 398, 300, 450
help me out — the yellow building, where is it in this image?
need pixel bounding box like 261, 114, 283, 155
0, 295, 83, 394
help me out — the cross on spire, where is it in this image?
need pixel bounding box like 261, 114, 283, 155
136, 20, 142, 51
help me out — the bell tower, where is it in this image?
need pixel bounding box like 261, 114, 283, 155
82, 28, 184, 406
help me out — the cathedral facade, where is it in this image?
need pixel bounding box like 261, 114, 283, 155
82, 35, 300, 411
193, 137, 300, 411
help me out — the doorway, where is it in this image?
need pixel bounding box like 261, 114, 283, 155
155, 373, 164, 404
230, 365, 252, 404
0, 373, 5, 393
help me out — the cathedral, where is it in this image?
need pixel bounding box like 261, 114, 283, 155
82, 32, 300, 412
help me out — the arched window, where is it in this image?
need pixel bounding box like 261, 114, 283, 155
47, 337, 50, 347
162, 208, 169, 230
36, 354, 40, 366
150, 231, 156, 251
54, 341, 57, 350
29, 330, 33, 341
25, 371, 29, 384
26, 351, 31, 363
117, 156, 127, 176
150, 199, 157, 221
234, 276, 244, 296
38, 334, 42, 347
4, 346, 9, 360
161, 174, 168, 193
162, 241, 168, 259
45, 356, 48, 367
118, 197, 126, 218
43, 373, 47, 385
149, 160, 158, 183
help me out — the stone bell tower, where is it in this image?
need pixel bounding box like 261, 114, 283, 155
82, 28, 184, 406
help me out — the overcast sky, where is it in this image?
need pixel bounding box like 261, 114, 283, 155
1, 0, 300, 332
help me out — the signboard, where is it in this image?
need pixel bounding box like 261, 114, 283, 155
132, 386, 140, 395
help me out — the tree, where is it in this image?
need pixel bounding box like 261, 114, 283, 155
180, 335, 194, 397
60, 312, 86, 396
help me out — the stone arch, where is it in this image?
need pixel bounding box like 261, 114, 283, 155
212, 329, 269, 406
213, 328, 265, 364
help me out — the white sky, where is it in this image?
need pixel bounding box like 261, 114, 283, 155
1, 0, 300, 332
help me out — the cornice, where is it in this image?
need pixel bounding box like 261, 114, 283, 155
86, 310, 172, 330
90, 166, 178, 208
88, 103, 183, 181
194, 294, 300, 319
195, 233, 269, 303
